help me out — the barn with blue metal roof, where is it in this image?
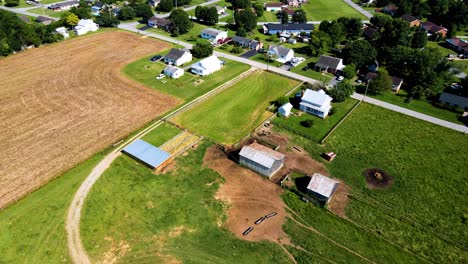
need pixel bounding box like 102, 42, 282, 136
122, 139, 171, 169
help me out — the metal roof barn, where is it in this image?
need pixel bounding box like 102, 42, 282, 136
239, 142, 285, 178
122, 139, 171, 169
307, 173, 339, 204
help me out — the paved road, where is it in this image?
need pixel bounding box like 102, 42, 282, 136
0, 4, 58, 20
154, 0, 221, 18
342, 0, 373, 19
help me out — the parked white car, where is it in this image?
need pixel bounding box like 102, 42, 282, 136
155, 74, 165, 80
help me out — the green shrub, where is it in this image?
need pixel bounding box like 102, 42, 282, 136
300, 119, 314, 128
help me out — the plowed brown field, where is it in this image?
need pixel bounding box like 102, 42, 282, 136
0, 31, 179, 208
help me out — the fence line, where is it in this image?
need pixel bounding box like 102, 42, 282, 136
320, 101, 361, 144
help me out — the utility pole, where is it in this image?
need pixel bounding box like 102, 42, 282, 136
363, 80, 370, 102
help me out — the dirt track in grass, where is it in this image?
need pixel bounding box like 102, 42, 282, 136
0, 31, 179, 208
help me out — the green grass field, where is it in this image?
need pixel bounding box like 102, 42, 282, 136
123, 56, 250, 102
0, 153, 105, 263
302, 0, 366, 21
80, 143, 292, 263
141, 122, 181, 146
272, 99, 358, 142
174, 71, 300, 143
276, 103, 468, 263
28, 7, 66, 18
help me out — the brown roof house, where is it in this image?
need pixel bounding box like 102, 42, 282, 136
383, 4, 398, 16
239, 142, 285, 178
422, 21, 447, 37
400, 14, 421, 27
446, 37, 468, 56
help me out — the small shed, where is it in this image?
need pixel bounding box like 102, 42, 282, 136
164, 65, 184, 79
306, 173, 339, 205
278, 102, 293, 117
122, 139, 171, 169
239, 142, 285, 178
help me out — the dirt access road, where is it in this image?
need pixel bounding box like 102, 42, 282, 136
0, 31, 178, 209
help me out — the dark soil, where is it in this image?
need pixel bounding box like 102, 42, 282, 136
363, 168, 394, 189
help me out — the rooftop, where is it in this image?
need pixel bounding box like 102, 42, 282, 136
239, 142, 285, 169
315, 55, 343, 70
301, 89, 332, 107
265, 23, 314, 31
164, 48, 188, 61
202, 28, 225, 36
307, 173, 339, 198
122, 139, 171, 169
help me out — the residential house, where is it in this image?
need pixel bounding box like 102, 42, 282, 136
148, 17, 171, 30
288, 0, 299, 7
263, 23, 314, 35
201, 28, 227, 42
265, 2, 285, 12
215, 5, 226, 15
55, 27, 69, 39
49, 0, 79, 11
278, 102, 293, 117
190, 55, 223, 76
281, 7, 295, 21
363, 25, 378, 41
148, 0, 160, 8
91, 2, 105, 16
163, 65, 184, 79
239, 142, 285, 178
382, 4, 398, 16
314, 55, 345, 74
439, 92, 468, 110
306, 173, 339, 205
267, 45, 294, 63
364, 72, 404, 93
446, 37, 468, 56
300, 89, 332, 118
231, 36, 263, 50
297, 35, 310, 43
74, 19, 99, 35
422, 21, 447, 37
400, 14, 421, 27
163, 48, 192, 66
35, 16, 54, 25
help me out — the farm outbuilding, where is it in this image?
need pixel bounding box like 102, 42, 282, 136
278, 102, 293, 117
306, 173, 339, 205
239, 142, 285, 178
122, 139, 171, 169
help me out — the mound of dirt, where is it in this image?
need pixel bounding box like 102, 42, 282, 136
363, 168, 394, 189
203, 146, 290, 244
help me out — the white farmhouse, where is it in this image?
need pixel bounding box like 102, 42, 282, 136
278, 102, 293, 117
267, 45, 294, 63
300, 89, 332, 118
200, 28, 227, 43
163, 48, 192, 66
163, 65, 184, 79
190, 55, 223, 76
74, 19, 99, 36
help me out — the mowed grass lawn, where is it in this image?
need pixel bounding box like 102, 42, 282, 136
279, 103, 468, 263
302, 0, 366, 21
141, 122, 181, 147
123, 56, 250, 102
174, 71, 300, 143
81, 143, 291, 263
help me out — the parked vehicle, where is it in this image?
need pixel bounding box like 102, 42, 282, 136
337, 76, 344, 81
155, 73, 165, 80
150, 55, 162, 62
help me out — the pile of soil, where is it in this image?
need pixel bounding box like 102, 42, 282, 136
363, 168, 394, 189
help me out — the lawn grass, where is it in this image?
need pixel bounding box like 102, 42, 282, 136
272, 99, 358, 142
80, 142, 292, 263
123, 56, 250, 102
357, 89, 464, 124
0, 153, 105, 263
141, 122, 181, 147
301, 0, 366, 21
427, 41, 456, 57
28, 7, 66, 18
276, 103, 468, 263
173, 70, 300, 143
258, 10, 279, 22
11, 0, 63, 8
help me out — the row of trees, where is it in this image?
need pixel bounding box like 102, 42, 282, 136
0, 10, 63, 56
194, 6, 218, 25
278, 9, 307, 24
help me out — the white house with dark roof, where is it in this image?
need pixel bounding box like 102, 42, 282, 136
201, 28, 227, 42
300, 89, 332, 118
307, 173, 339, 205
148, 16, 171, 30
163, 48, 192, 66
265, 2, 286, 12
239, 142, 285, 178
263, 23, 314, 35
190, 55, 223, 76
268, 45, 294, 63
314, 55, 345, 74
163, 65, 184, 79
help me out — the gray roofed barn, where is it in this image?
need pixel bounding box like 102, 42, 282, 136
239, 142, 285, 178
306, 173, 339, 205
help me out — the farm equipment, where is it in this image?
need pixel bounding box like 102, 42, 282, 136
242, 227, 253, 236
254, 217, 266, 225
265, 212, 277, 218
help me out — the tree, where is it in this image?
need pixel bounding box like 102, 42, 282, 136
5, 0, 19, 7
411, 30, 428, 49
279, 10, 288, 24
368, 71, 392, 94
327, 80, 354, 102
292, 9, 307, 23
168, 9, 192, 34
231, 0, 249, 10
235, 9, 257, 31
309, 30, 331, 56
195, 6, 205, 20
254, 3, 264, 18
95, 7, 120, 27
70, 0, 92, 19
236, 27, 246, 37
342, 40, 377, 69
133, 3, 154, 23
118, 6, 136, 20
206, 7, 218, 24
342, 64, 356, 79
191, 41, 213, 58
157, 0, 173, 12
337, 17, 363, 39
274, 96, 289, 106
64, 13, 79, 27
231, 46, 243, 54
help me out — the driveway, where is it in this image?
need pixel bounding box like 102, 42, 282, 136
328, 76, 339, 88
240, 50, 257, 59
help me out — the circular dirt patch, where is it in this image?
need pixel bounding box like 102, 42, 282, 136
363, 168, 394, 189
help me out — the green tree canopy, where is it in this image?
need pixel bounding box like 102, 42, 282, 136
231, 0, 250, 10
157, 0, 174, 12
328, 80, 354, 102
235, 9, 257, 31
168, 9, 193, 34
368, 71, 393, 94
342, 40, 377, 69
191, 41, 213, 58
411, 30, 428, 49
292, 9, 307, 23
118, 6, 136, 20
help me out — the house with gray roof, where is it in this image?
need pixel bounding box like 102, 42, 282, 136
300, 89, 332, 118
163, 65, 184, 79
49, 0, 79, 11
163, 48, 192, 66
231, 36, 263, 50
262, 23, 314, 35
267, 45, 294, 63
439, 92, 468, 110
314, 55, 345, 74
239, 142, 285, 178
201, 28, 227, 43
148, 16, 171, 30
307, 173, 339, 205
